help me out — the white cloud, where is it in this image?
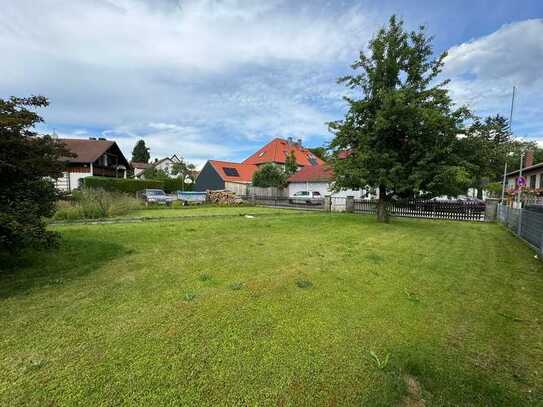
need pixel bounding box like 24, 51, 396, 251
0, 0, 376, 163
443, 19, 543, 137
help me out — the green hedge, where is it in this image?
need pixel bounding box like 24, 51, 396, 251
81, 177, 192, 194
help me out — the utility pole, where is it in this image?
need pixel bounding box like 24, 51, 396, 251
501, 86, 516, 204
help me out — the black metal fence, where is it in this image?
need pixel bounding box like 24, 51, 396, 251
242, 195, 487, 221
354, 199, 486, 221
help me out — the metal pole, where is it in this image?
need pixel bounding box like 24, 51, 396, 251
509, 86, 516, 133
500, 86, 516, 206
518, 152, 524, 208
501, 161, 508, 203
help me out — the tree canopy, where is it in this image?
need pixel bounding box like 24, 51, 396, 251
329, 15, 471, 221
252, 164, 288, 188
132, 139, 150, 163
171, 159, 197, 180
0, 96, 70, 252
284, 151, 298, 175
308, 147, 330, 162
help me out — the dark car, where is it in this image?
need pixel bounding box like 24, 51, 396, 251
139, 189, 175, 206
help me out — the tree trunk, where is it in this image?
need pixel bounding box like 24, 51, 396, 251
376, 186, 389, 223
477, 181, 484, 200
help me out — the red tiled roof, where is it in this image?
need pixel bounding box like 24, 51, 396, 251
337, 150, 352, 159
58, 138, 114, 163
242, 138, 325, 167
288, 164, 334, 183
209, 160, 258, 183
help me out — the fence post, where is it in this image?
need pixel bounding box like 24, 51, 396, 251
517, 207, 523, 236
324, 195, 331, 212
346, 196, 354, 213
484, 200, 498, 222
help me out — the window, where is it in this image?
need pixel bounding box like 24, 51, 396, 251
531, 175, 536, 189
312, 191, 321, 196
223, 167, 239, 177
308, 158, 318, 166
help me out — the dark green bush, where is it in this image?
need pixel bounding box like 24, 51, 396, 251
163, 178, 192, 193
82, 177, 162, 194
81, 176, 192, 194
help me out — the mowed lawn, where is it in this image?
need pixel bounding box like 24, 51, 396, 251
2, 212, 543, 405
124, 205, 306, 219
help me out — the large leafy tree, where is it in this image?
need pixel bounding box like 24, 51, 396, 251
457, 114, 512, 198
171, 158, 197, 180
308, 147, 330, 162
284, 151, 298, 175
330, 16, 471, 222
252, 164, 288, 188
0, 96, 70, 252
132, 139, 150, 163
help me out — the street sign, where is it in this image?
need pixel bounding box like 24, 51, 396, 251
517, 176, 527, 187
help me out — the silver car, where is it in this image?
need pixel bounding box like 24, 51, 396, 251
288, 191, 322, 205
140, 189, 175, 206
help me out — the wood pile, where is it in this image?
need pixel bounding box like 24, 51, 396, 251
206, 190, 243, 205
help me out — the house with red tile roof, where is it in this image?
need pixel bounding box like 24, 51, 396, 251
287, 164, 365, 199
242, 137, 324, 167
194, 160, 258, 195
54, 138, 130, 192
194, 137, 324, 194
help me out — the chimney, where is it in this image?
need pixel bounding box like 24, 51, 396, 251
297, 138, 302, 147
287, 136, 293, 145
525, 150, 534, 168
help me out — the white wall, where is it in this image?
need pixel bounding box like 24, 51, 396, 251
288, 182, 364, 198
154, 157, 181, 177
288, 182, 330, 196
225, 181, 250, 195
70, 172, 91, 190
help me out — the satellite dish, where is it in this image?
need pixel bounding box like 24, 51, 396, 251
184, 176, 193, 184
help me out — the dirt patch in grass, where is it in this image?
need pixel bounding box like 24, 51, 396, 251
401, 375, 425, 407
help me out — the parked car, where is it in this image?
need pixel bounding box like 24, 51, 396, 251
457, 197, 485, 204
139, 189, 175, 206
289, 191, 322, 205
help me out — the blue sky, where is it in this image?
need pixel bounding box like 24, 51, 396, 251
1, 0, 542, 167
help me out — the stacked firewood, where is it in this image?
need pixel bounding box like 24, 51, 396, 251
206, 190, 243, 205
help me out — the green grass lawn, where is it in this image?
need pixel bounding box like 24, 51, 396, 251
124, 205, 305, 219
2, 212, 543, 405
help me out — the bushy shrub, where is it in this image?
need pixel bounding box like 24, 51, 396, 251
0, 96, 72, 252
81, 177, 162, 194
163, 178, 191, 193
81, 176, 192, 194
53, 189, 143, 220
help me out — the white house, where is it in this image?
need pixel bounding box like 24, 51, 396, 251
132, 154, 182, 179
287, 165, 366, 198
54, 138, 130, 192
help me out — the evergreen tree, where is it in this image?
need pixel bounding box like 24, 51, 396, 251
132, 139, 150, 163
330, 16, 470, 222
0, 96, 71, 252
